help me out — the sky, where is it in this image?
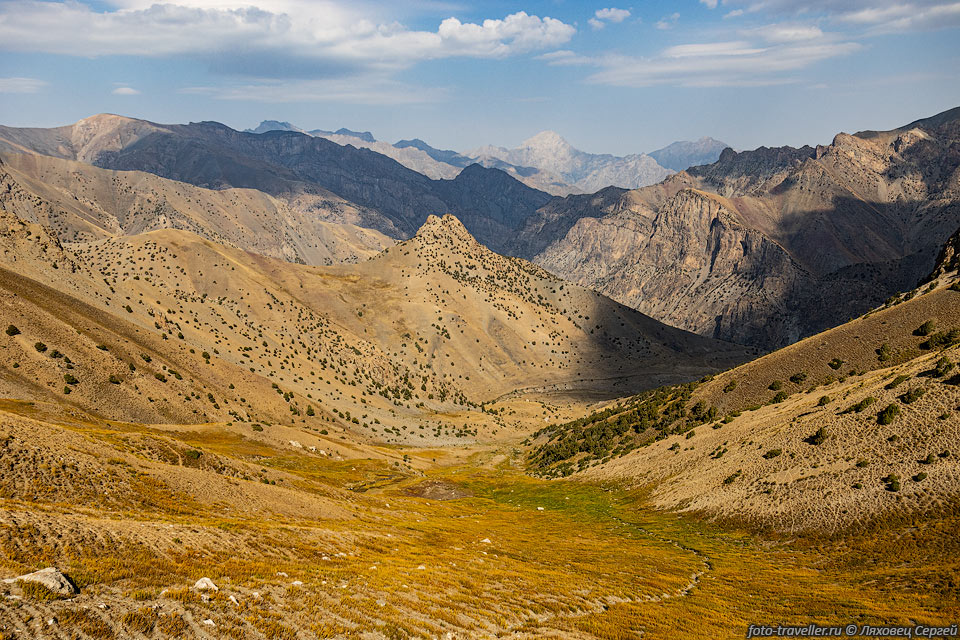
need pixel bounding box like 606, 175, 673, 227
0, 0, 959, 155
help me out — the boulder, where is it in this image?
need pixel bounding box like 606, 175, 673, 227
4, 567, 76, 595
193, 577, 218, 591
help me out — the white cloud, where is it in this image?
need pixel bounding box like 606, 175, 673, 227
700, 0, 719, 8
595, 8, 630, 22
0, 3, 575, 69
719, 1, 960, 33
589, 7, 630, 30
748, 23, 824, 42
112, 86, 140, 95
542, 27, 860, 87
837, 1, 960, 32
655, 12, 680, 30
0, 77, 47, 93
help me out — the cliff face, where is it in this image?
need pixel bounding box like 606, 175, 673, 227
535, 107, 960, 349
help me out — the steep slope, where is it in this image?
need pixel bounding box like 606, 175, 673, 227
0, 115, 556, 255
0, 152, 393, 264
529, 260, 960, 532
535, 106, 960, 349
648, 137, 730, 171
469, 130, 673, 193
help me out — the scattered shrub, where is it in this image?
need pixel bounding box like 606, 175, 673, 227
827, 358, 844, 370
877, 343, 893, 362
789, 371, 807, 384
763, 449, 782, 459
723, 470, 742, 484
63, 373, 78, 385
920, 328, 960, 350
885, 375, 910, 389
768, 380, 783, 391
34, 342, 47, 353
771, 391, 789, 403
877, 404, 900, 425
723, 380, 737, 393
805, 427, 828, 445
913, 472, 928, 482
842, 397, 876, 413
900, 388, 925, 404
5, 325, 20, 336
882, 473, 900, 492
817, 395, 831, 406
932, 357, 954, 377
914, 320, 937, 336
108, 374, 121, 384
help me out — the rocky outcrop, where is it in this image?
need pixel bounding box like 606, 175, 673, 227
924, 224, 960, 282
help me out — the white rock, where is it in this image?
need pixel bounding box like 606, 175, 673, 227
276, 572, 288, 577
193, 577, 218, 591
229, 595, 239, 606
292, 580, 303, 586
536, 507, 545, 511
4, 568, 76, 595
480, 538, 491, 544
416, 565, 426, 570
289, 440, 302, 448
202, 619, 216, 627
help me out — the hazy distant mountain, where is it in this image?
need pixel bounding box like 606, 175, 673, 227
648, 137, 730, 171
244, 120, 306, 135
315, 127, 376, 143
395, 138, 474, 168
247, 120, 376, 143
468, 131, 673, 193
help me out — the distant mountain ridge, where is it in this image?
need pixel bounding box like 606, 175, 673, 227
648, 136, 730, 171
244, 119, 725, 195
468, 130, 674, 193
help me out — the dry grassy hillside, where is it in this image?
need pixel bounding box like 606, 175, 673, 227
0, 152, 393, 265
530, 272, 960, 531
0, 204, 745, 450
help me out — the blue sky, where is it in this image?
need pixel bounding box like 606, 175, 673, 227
1, 0, 959, 154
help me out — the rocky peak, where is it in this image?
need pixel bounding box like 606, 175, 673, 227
414, 214, 478, 247
520, 131, 572, 152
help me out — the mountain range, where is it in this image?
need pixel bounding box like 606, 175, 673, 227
2, 108, 959, 354
244, 119, 728, 195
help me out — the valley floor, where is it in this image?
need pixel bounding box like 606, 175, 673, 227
0, 406, 957, 640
